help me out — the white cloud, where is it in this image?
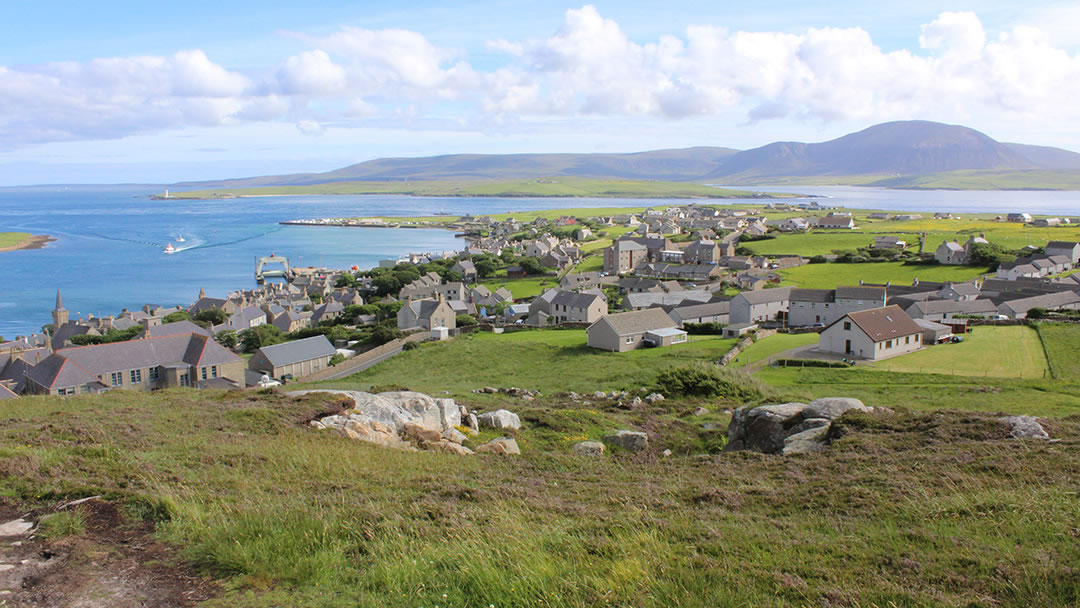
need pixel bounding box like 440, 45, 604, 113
0, 7, 1078, 149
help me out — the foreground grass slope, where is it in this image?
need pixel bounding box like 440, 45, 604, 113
2, 387, 1079, 607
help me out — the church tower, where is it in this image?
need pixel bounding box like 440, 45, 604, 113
52, 289, 69, 327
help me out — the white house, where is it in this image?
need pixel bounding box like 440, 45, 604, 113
818, 305, 923, 361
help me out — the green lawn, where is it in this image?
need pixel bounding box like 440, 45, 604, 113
1035, 323, 1080, 379
304, 329, 736, 397
728, 332, 820, 369
872, 326, 1049, 379
757, 366, 1080, 417
480, 276, 559, 300
779, 261, 989, 288
0, 232, 31, 249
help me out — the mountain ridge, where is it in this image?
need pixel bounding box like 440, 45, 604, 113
172, 121, 1080, 190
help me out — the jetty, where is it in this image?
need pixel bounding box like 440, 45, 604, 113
255, 254, 294, 282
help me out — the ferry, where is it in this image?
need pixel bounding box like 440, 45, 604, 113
163, 243, 177, 254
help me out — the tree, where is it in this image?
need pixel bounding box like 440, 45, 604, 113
163, 310, 190, 323
238, 325, 285, 353
500, 249, 516, 263
215, 330, 238, 349
967, 242, 1015, 269
194, 307, 228, 326
335, 273, 356, 288
519, 257, 544, 275
456, 314, 477, 326
369, 325, 404, 346
474, 256, 499, 278
328, 353, 346, 367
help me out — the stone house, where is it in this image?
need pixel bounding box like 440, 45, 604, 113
586, 308, 686, 352
397, 298, 457, 331
248, 335, 337, 382
818, 306, 923, 361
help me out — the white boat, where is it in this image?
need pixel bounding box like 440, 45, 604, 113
176, 233, 186, 243
163, 243, 177, 254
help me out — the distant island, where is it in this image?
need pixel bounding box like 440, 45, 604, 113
162, 177, 793, 200
158, 121, 1080, 198
0, 232, 53, 252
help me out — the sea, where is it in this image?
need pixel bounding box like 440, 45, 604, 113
2, 184, 1079, 339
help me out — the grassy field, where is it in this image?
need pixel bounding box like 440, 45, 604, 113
872, 326, 1050, 379
0, 232, 31, 249
728, 332, 820, 369
304, 329, 737, 398
1035, 323, 1080, 379
2, 376, 1079, 606
480, 276, 558, 300
171, 178, 793, 200
757, 366, 1080, 417
778, 261, 989, 288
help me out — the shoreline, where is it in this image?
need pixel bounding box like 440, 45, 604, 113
0, 234, 54, 253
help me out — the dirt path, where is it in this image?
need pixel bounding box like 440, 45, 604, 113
0, 498, 217, 607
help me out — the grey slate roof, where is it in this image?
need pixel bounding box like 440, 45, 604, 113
57, 333, 241, 375
835, 286, 887, 301
735, 287, 792, 304
550, 291, 604, 309
255, 335, 337, 367
789, 288, 834, 303
668, 301, 730, 322
146, 320, 212, 338
594, 308, 677, 336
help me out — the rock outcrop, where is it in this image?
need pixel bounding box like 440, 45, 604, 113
1001, 415, 1050, 440
603, 430, 649, 452
572, 441, 606, 457
726, 397, 873, 456
291, 390, 518, 455
477, 409, 522, 430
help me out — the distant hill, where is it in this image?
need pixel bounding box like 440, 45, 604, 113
172, 121, 1080, 191
706, 121, 1080, 181
173, 148, 740, 189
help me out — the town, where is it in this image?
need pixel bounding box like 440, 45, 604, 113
3, 203, 1078, 399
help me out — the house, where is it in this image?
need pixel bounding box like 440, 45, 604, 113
603, 239, 649, 275
683, 238, 721, 264
818, 306, 923, 361
904, 299, 999, 322
867, 213, 891, 220
997, 291, 1080, 319
1032, 218, 1062, 228
223, 305, 268, 332
247, 335, 337, 382
668, 301, 730, 327
1046, 241, 1080, 264
271, 310, 312, 334
787, 286, 887, 327
144, 320, 212, 339
815, 215, 856, 229
1007, 213, 1033, 223
397, 298, 457, 331
913, 318, 952, 344
559, 271, 602, 290
451, 260, 478, 282
310, 301, 344, 325
527, 290, 607, 326
586, 308, 686, 352
937, 282, 981, 302
872, 235, 907, 249
23, 333, 244, 395
729, 287, 792, 324
934, 241, 967, 265
622, 290, 712, 311
505, 266, 527, 279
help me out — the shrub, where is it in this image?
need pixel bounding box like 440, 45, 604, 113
328, 353, 345, 367
456, 314, 478, 327
773, 358, 851, 368
682, 322, 725, 335
809, 255, 829, 264
655, 363, 769, 401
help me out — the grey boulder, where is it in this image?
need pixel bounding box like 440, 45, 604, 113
1001, 415, 1050, 440
572, 441, 606, 457
603, 430, 649, 452
477, 409, 522, 430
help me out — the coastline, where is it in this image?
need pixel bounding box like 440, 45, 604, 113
0, 233, 54, 253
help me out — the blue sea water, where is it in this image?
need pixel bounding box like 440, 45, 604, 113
2, 185, 1079, 339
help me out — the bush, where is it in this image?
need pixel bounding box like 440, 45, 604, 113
682, 322, 725, 335
163, 310, 190, 323
370, 325, 404, 346
456, 314, 478, 327
655, 363, 769, 401
328, 353, 345, 367
773, 358, 851, 368
809, 255, 829, 264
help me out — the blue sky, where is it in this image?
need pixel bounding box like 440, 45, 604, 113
1, 1, 1078, 185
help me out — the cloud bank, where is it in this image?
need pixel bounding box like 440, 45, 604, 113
1, 6, 1077, 147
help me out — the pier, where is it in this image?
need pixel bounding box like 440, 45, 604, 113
255, 254, 294, 282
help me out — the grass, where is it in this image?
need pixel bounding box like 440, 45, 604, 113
0, 232, 31, 249
171, 177, 794, 200
727, 332, 820, 369
37, 509, 87, 539
757, 366, 1080, 417
1035, 323, 1080, 379
872, 326, 1050, 379
0, 385, 1078, 607
480, 276, 559, 300
778, 261, 990, 288
302, 329, 737, 398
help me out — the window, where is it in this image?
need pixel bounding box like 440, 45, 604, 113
201, 367, 208, 380
211, 366, 218, 379
843, 321, 851, 330
58, 387, 75, 396
149, 367, 160, 381
179, 372, 190, 387
886, 340, 892, 348
626, 336, 634, 344
110, 372, 122, 387
905, 336, 910, 344
130, 369, 142, 384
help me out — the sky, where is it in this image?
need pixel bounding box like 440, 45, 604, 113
1, 0, 1079, 185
